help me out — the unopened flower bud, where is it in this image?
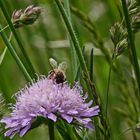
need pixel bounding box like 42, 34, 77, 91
12, 5, 41, 28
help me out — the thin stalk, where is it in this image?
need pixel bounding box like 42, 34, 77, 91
114, 0, 123, 19
121, 0, 140, 93
0, 47, 7, 65
0, 25, 9, 33
105, 54, 115, 118
0, 25, 32, 82
105, 54, 115, 140
54, 0, 89, 79
48, 120, 54, 140
64, 0, 71, 19
89, 48, 102, 140
0, 0, 36, 79
74, 47, 86, 82
90, 48, 94, 82
64, 0, 77, 81
9, 32, 12, 41
74, 64, 80, 81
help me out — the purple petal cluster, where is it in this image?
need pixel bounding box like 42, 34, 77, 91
0, 76, 99, 138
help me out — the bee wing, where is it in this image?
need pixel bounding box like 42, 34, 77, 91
58, 61, 67, 72
49, 58, 58, 69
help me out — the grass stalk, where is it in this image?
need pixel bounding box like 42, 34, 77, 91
105, 54, 115, 118
104, 54, 115, 140
54, 0, 89, 79
90, 48, 94, 82
121, 0, 140, 94
64, 0, 77, 81
0, 25, 9, 33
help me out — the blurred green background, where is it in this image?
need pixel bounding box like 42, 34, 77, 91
0, 0, 140, 140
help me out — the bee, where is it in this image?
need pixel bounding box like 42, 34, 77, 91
48, 58, 67, 84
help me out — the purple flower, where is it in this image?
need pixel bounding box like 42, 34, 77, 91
0, 76, 99, 138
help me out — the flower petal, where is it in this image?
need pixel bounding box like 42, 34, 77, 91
5, 129, 14, 137
19, 125, 31, 137
48, 113, 57, 122
61, 114, 73, 123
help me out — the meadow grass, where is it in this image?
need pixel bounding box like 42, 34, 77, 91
0, 0, 140, 140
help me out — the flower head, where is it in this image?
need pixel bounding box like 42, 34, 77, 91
0, 76, 99, 138
12, 5, 41, 28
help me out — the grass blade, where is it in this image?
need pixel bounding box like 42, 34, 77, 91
90, 48, 94, 82
54, 0, 89, 79
64, 0, 77, 81
121, 0, 140, 93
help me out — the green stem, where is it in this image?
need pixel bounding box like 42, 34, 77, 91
90, 48, 94, 82
121, 0, 140, 93
104, 54, 115, 140
0, 25, 32, 82
0, 25, 9, 33
105, 65, 112, 118
9, 32, 12, 41
105, 54, 115, 118
64, 0, 71, 18
64, 0, 77, 81
48, 120, 54, 140
0, 0, 36, 79
54, 0, 89, 79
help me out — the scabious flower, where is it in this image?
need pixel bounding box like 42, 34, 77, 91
0, 76, 99, 139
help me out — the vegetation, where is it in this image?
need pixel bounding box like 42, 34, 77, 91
0, 0, 140, 140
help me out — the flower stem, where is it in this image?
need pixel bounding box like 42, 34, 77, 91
0, 0, 36, 79
104, 54, 115, 140
54, 0, 89, 79
90, 48, 94, 82
0, 25, 32, 82
0, 25, 9, 33
64, 0, 77, 81
48, 120, 54, 140
105, 54, 115, 118
121, 0, 140, 93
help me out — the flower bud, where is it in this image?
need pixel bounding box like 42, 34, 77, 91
12, 5, 41, 28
